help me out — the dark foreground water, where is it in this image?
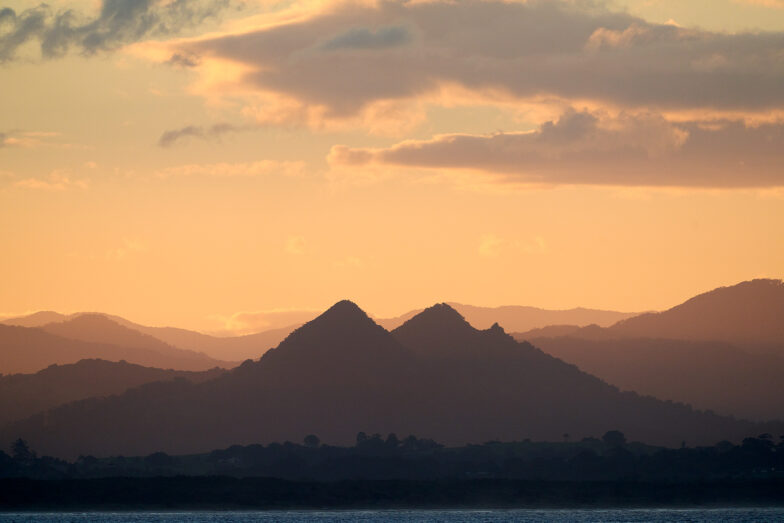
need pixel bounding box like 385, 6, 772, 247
1, 509, 783, 522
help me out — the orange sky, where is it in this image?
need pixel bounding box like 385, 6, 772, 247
1, 0, 783, 333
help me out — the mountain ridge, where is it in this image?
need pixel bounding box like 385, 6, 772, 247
2, 300, 777, 459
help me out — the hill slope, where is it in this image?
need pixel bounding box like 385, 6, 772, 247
0, 321, 233, 374
523, 336, 784, 421
0, 359, 225, 426
607, 279, 784, 349
510, 280, 784, 421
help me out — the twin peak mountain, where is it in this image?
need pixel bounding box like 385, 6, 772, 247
4, 299, 779, 458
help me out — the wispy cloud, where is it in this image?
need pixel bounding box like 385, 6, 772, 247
155, 159, 305, 178
157, 122, 244, 147
209, 308, 319, 336
0, 130, 63, 148
106, 238, 147, 261
284, 235, 306, 255
479, 234, 546, 258
734, 0, 784, 7
14, 170, 88, 191
0, 0, 234, 63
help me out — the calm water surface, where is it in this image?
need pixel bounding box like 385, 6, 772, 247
1, 509, 783, 522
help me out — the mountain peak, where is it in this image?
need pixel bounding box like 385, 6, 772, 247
321, 299, 367, 318
391, 302, 479, 356
407, 303, 472, 330
270, 299, 390, 352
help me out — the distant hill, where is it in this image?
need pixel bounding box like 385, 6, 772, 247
511, 279, 784, 421
0, 359, 225, 426
108, 321, 297, 362
606, 279, 784, 349
0, 311, 69, 328
377, 303, 637, 331
524, 336, 784, 421
1, 302, 774, 459
2, 311, 295, 362
0, 321, 234, 374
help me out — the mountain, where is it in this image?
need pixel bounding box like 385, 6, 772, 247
1, 301, 774, 459
2, 311, 300, 362
0, 322, 234, 374
40, 314, 189, 354
2, 302, 637, 362
0, 359, 225, 426
509, 280, 784, 421
106, 321, 297, 362
378, 303, 637, 331
605, 279, 784, 350
1, 311, 69, 328
523, 336, 784, 421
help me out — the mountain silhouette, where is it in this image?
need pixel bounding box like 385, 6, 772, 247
0, 359, 225, 426
0, 321, 234, 374
2, 301, 637, 362
41, 314, 191, 355
377, 303, 636, 331
3, 311, 302, 362
0, 311, 69, 328
606, 279, 784, 349
510, 280, 784, 421
523, 336, 784, 421
1, 301, 775, 459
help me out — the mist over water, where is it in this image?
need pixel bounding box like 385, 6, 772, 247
1, 509, 783, 522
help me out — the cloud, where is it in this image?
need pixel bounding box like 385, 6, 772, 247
321, 25, 411, 50
478, 234, 505, 258
0, 130, 63, 148
735, 0, 784, 7
332, 256, 364, 269
479, 234, 546, 258
106, 238, 147, 261
155, 159, 304, 177
14, 170, 88, 191
284, 235, 306, 255
168, 0, 784, 123
210, 308, 319, 335
329, 109, 784, 188
166, 51, 201, 67
158, 122, 243, 147
0, 0, 233, 62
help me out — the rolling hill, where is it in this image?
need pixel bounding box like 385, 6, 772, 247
0, 320, 234, 374
0, 359, 225, 426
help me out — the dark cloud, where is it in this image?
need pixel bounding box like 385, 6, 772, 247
181, 0, 784, 114
0, 0, 232, 62
0, 131, 6, 147
330, 110, 784, 188
321, 25, 411, 50
166, 51, 201, 67
158, 122, 242, 147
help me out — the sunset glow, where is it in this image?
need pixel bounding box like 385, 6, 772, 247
2, 0, 783, 333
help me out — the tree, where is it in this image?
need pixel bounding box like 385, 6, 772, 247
11, 439, 35, 462
385, 433, 399, 449
304, 434, 320, 448
601, 430, 627, 448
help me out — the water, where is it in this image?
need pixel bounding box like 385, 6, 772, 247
0, 509, 782, 522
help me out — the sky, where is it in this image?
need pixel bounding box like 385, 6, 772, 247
1, 0, 783, 334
